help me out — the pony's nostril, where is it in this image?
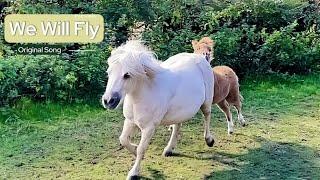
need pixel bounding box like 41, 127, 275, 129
108, 98, 115, 105
106, 92, 121, 109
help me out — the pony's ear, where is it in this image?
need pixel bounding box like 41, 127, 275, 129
192, 40, 198, 50
140, 53, 158, 79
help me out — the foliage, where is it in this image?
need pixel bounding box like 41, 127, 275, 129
0, 46, 109, 105
0, 0, 320, 105
143, 0, 320, 77
258, 24, 320, 74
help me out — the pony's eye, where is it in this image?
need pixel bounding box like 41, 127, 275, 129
123, 73, 130, 79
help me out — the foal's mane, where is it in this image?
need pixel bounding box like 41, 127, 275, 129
108, 40, 164, 78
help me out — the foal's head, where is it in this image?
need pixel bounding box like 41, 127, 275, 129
102, 41, 162, 109
192, 37, 215, 63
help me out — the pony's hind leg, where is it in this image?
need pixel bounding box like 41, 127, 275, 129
119, 119, 138, 156
163, 123, 181, 156
201, 103, 215, 147
234, 101, 246, 126
217, 100, 234, 134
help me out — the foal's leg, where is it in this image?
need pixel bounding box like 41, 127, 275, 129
234, 101, 246, 126
127, 126, 155, 179
163, 123, 181, 156
228, 84, 246, 127
201, 104, 215, 147
119, 119, 138, 156
217, 100, 234, 134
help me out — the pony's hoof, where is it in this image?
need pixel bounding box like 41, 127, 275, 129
163, 151, 173, 157
228, 131, 234, 135
128, 176, 139, 180
205, 137, 215, 147
241, 121, 247, 127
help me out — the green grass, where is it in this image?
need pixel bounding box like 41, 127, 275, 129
1, 74, 320, 179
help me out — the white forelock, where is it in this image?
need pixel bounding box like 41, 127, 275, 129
107, 40, 164, 78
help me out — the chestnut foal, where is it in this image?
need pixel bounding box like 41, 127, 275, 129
192, 37, 246, 134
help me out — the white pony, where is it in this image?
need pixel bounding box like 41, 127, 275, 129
102, 41, 214, 179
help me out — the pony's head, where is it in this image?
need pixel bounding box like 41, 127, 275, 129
102, 40, 163, 109
192, 37, 215, 63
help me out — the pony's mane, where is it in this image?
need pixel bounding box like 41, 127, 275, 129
108, 40, 164, 78
198, 37, 215, 47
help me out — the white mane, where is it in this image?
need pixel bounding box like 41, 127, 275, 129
108, 40, 164, 78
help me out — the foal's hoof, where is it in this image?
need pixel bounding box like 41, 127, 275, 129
163, 151, 174, 157
205, 137, 215, 147
228, 131, 234, 135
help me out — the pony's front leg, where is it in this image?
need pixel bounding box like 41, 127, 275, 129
127, 126, 155, 179
201, 104, 215, 147
119, 119, 137, 156
163, 123, 181, 156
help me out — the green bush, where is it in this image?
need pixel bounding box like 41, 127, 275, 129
1, 0, 319, 106
143, 0, 320, 77
0, 56, 23, 104
0, 46, 109, 105
258, 24, 320, 74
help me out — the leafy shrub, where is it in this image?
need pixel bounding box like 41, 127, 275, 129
258, 23, 320, 74
0, 56, 23, 104
0, 46, 109, 105
143, 0, 320, 77
1, 0, 319, 106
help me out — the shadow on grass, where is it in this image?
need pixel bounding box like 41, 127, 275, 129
129, 168, 166, 180
202, 137, 320, 179
152, 137, 320, 179
147, 168, 167, 179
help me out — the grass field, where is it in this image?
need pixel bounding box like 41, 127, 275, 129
1, 74, 320, 179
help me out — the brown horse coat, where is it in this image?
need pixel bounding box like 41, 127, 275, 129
192, 37, 246, 134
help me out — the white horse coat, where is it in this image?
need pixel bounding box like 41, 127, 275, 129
102, 41, 214, 179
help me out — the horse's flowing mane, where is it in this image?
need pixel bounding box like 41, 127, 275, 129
108, 40, 164, 78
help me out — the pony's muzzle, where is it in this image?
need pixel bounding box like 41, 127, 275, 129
106, 92, 121, 109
